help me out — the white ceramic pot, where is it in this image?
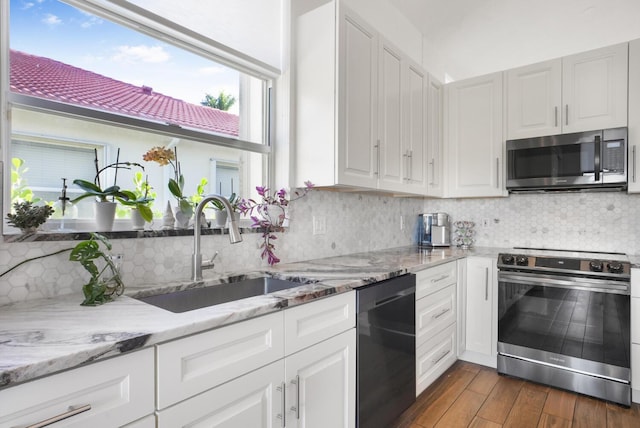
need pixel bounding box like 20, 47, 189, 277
94, 201, 117, 231
131, 208, 146, 230
214, 210, 228, 227
173, 205, 192, 229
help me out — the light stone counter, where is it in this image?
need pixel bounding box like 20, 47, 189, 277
0, 245, 504, 389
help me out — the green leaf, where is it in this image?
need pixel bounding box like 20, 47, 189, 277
73, 179, 102, 193
137, 204, 153, 222
168, 178, 183, 199
179, 198, 194, 217
11, 158, 23, 169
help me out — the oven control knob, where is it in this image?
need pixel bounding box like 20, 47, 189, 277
608, 261, 624, 274
515, 255, 528, 266
501, 255, 515, 265
589, 260, 604, 272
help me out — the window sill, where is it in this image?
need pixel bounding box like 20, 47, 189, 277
3, 226, 261, 243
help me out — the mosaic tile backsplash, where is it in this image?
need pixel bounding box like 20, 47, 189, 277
2, 190, 640, 305
426, 191, 640, 254
0, 191, 424, 304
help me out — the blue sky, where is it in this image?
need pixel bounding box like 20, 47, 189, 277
9, 0, 240, 112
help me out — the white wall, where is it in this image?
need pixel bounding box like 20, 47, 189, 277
395, 0, 640, 82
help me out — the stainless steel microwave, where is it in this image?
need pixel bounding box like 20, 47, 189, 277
506, 127, 627, 192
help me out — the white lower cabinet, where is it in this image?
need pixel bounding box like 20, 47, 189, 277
630, 268, 640, 403
157, 360, 285, 427
157, 291, 356, 427
459, 257, 498, 368
415, 262, 458, 396
284, 329, 356, 428
0, 348, 155, 428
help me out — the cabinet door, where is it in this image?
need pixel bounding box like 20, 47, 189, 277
562, 43, 628, 133
629, 39, 640, 193
404, 60, 428, 193
285, 329, 356, 428
464, 257, 495, 357
156, 311, 284, 409
427, 74, 444, 197
337, 7, 379, 188
157, 360, 284, 428
507, 58, 562, 139
378, 38, 405, 192
446, 72, 504, 197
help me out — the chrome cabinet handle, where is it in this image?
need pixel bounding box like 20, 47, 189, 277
485, 267, 489, 301
26, 404, 91, 428
633, 146, 637, 183
290, 375, 300, 420
408, 150, 413, 182
431, 274, 449, 283
432, 349, 450, 365
565, 104, 569, 126
374, 140, 380, 176
277, 382, 286, 427
433, 307, 450, 319
429, 158, 435, 185
554, 106, 558, 127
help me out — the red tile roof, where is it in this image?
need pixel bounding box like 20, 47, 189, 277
9, 49, 239, 137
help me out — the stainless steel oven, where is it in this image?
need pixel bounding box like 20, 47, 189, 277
497, 249, 631, 406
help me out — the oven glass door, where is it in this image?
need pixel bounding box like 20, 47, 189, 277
498, 273, 630, 368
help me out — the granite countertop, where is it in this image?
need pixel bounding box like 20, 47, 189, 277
0, 245, 504, 389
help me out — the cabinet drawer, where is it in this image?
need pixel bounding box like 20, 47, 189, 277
416, 323, 457, 396
0, 348, 154, 428
416, 262, 457, 299
156, 311, 284, 409
284, 291, 355, 355
416, 284, 456, 347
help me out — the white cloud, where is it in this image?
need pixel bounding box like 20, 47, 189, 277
22, 2, 35, 10
78, 10, 103, 28
111, 45, 171, 64
42, 14, 62, 26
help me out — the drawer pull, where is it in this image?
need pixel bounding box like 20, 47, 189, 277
431, 274, 449, 283
433, 307, 451, 319
26, 404, 91, 428
432, 350, 451, 365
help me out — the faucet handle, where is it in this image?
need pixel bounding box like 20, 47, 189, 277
202, 251, 219, 270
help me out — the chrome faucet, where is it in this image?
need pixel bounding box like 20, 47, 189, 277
192, 194, 242, 281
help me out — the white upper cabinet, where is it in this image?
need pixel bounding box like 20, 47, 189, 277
378, 38, 405, 191
294, 1, 429, 195
446, 72, 505, 198
507, 59, 562, 139
562, 43, 628, 133
628, 39, 640, 193
507, 43, 628, 139
427, 74, 444, 197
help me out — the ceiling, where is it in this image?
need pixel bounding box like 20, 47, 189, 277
388, 0, 640, 80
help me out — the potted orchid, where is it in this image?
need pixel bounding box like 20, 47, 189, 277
239, 181, 313, 265
143, 146, 193, 228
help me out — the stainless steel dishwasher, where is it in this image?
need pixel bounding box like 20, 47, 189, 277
357, 273, 416, 428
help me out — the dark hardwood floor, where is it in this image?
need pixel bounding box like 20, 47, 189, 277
392, 361, 640, 428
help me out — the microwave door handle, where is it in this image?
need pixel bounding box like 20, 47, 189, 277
594, 135, 601, 182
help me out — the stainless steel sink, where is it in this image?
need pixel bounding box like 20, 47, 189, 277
135, 277, 302, 313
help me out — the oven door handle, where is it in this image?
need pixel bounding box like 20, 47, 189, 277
498, 271, 629, 295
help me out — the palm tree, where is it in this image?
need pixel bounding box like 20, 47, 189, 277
201, 91, 237, 111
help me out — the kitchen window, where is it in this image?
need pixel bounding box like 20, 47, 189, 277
2, 0, 277, 233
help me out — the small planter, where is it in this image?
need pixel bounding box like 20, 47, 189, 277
94, 201, 117, 231
173, 205, 192, 229
214, 210, 228, 227
131, 208, 146, 230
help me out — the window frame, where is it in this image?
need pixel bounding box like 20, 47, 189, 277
1, 0, 279, 236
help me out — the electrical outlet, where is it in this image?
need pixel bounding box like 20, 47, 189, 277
313, 216, 326, 235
